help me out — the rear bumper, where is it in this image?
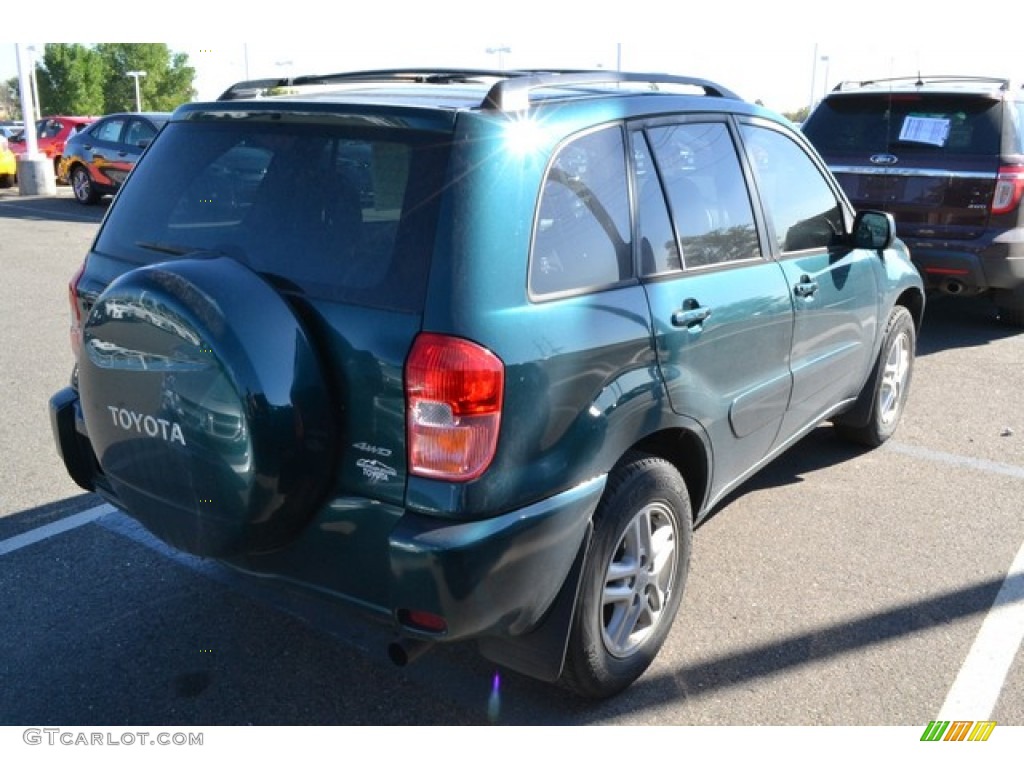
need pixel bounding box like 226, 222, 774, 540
906, 231, 1024, 293
388, 475, 603, 642
49, 386, 100, 492
52, 383, 602, 647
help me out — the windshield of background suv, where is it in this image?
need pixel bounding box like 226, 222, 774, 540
804, 94, 1002, 157
95, 118, 452, 312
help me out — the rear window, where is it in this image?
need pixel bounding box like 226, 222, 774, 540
804, 94, 1002, 156
95, 118, 451, 312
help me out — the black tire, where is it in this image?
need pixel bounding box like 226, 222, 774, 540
71, 165, 99, 205
999, 304, 1024, 327
0, 173, 13, 189
994, 289, 1024, 328
561, 451, 692, 698
834, 305, 915, 447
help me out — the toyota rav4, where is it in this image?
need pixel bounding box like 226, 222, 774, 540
49, 69, 924, 698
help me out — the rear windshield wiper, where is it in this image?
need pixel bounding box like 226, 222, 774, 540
135, 241, 195, 256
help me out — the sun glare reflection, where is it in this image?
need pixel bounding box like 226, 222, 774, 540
487, 670, 502, 723
504, 115, 547, 156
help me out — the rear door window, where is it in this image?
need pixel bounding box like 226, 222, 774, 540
641, 121, 761, 270
95, 119, 452, 312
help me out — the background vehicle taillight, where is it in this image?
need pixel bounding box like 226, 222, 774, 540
992, 165, 1024, 215
405, 333, 504, 482
68, 262, 86, 359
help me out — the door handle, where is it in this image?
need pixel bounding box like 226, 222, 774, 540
672, 299, 712, 328
794, 275, 818, 297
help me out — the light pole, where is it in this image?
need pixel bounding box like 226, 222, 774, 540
820, 55, 831, 100
26, 44, 41, 122
126, 70, 146, 111
486, 46, 511, 70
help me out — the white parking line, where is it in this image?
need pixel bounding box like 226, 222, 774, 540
888, 441, 1024, 720
938, 536, 1024, 720
887, 442, 1024, 480
0, 505, 110, 556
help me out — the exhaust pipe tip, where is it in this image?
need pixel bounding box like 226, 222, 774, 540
943, 279, 965, 295
388, 638, 433, 667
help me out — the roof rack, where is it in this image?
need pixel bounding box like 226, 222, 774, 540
482, 71, 740, 111
216, 68, 742, 108
832, 75, 1013, 92
217, 69, 532, 101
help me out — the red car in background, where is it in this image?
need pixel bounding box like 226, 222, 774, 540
8, 116, 97, 176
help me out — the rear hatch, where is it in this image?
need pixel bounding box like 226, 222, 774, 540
803, 91, 1003, 241
77, 105, 453, 556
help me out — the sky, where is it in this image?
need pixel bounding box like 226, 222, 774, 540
3, 2, 1022, 115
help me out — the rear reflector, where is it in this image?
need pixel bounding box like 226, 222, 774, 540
406, 333, 504, 482
397, 609, 448, 634
68, 261, 86, 359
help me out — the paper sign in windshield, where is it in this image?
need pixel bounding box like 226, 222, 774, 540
899, 115, 951, 147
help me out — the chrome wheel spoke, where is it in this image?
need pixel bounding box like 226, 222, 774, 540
650, 526, 677, 596
879, 332, 909, 424
601, 502, 679, 658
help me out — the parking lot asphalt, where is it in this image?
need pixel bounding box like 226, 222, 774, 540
1, 186, 1022, 731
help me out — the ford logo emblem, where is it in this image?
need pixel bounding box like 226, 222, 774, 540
870, 153, 899, 165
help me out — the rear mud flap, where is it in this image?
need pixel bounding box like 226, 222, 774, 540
477, 522, 592, 683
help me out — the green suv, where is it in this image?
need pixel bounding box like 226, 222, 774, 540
49, 69, 924, 698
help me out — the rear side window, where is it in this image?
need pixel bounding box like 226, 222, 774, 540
529, 125, 631, 296
95, 119, 451, 312
804, 94, 1002, 156
125, 119, 160, 146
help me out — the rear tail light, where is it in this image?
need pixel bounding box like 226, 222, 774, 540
405, 333, 504, 482
992, 165, 1024, 215
68, 261, 86, 359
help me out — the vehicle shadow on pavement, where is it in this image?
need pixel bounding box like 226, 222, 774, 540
1, 494, 1017, 725
569, 570, 1020, 725
700, 426, 865, 519
0, 192, 107, 224
917, 293, 1021, 356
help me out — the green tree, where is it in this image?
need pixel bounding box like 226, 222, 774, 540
2, 76, 20, 120
95, 44, 195, 112
37, 44, 107, 115
783, 106, 810, 124
30, 43, 195, 116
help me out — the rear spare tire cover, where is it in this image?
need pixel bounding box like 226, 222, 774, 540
78, 256, 337, 557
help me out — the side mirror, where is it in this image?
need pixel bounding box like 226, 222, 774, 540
851, 210, 895, 250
